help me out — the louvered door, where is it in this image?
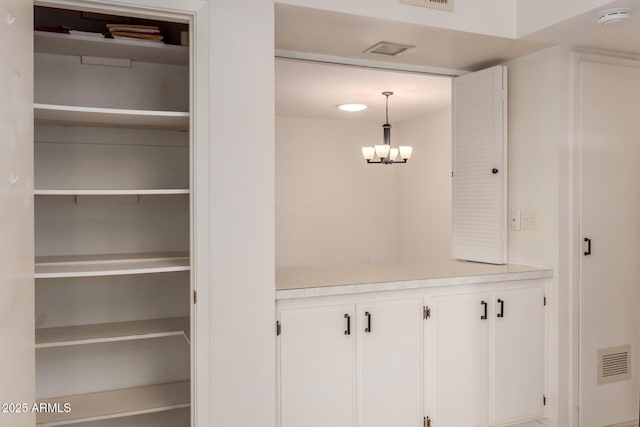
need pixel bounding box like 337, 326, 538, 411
452, 65, 507, 264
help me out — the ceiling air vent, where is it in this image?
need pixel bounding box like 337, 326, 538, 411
364, 41, 415, 56
598, 345, 631, 385
400, 0, 454, 12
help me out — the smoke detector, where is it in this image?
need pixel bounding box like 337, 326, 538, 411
598, 8, 631, 25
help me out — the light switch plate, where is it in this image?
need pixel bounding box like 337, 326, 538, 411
523, 209, 538, 230
511, 209, 521, 231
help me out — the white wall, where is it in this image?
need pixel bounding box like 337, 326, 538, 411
276, 0, 516, 38
396, 108, 452, 263
276, 116, 397, 267
207, 1, 275, 427
0, 1, 35, 426
276, 109, 452, 268
507, 45, 573, 427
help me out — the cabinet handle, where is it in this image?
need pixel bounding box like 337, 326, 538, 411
584, 237, 592, 256
344, 314, 351, 335
365, 311, 372, 333
480, 301, 488, 320
497, 298, 505, 318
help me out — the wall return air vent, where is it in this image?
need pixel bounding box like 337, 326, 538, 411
400, 0, 454, 12
598, 345, 631, 385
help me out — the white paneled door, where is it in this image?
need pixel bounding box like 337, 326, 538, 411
492, 287, 544, 424
279, 305, 356, 427
0, 1, 35, 426
429, 293, 490, 427
357, 298, 423, 427
579, 59, 640, 427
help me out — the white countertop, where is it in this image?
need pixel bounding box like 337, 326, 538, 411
276, 260, 553, 299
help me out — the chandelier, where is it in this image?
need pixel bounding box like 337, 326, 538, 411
361, 91, 413, 164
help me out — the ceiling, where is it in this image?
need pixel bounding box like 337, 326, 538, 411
274, 1, 640, 123
275, 59, 452, 122
522, 0, 640, 56
275, 4, 551, 73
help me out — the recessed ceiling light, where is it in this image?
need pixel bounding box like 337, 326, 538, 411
337, 104, 368, 112
598, 8, 631, 25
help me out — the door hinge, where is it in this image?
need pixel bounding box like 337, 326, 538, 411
543, 394, 547, 406
424, 416, 431, 427
276, 321, 281, 336
544, 296, 547, 306
193, 290, 197, 304
423, 306, 430, 319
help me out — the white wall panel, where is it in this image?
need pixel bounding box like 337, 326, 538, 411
396, 108, 452, 263
0, 1, 35, 425
276, 116, 397, 267
208, 1, 275, 426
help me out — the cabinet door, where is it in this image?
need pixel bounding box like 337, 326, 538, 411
492, 286, 544, 424
357, 298, 423, 427
429, 293, 490, 427
279, 305, 356, 427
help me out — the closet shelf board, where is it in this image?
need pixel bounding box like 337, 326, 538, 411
35, 381, 190, 426
35, 252, 190, 278
34, 189, 190, 196
34, 104, 190, 130
36, 317, 190, 349
35, 31, 189, 66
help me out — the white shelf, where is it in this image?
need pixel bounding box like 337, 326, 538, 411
36, 381, 190, 426
34, 189, 190, 196
35, 252, 190, 279
35, 31, 189, 66
36, 317, 190, 349
34, 104, 190, 130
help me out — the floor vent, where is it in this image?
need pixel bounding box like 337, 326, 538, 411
598, 345, 631, 385
400, 0, 454, 12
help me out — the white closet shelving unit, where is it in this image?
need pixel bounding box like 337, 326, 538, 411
35, 381, 190, 427
36, 316, 190, 349
35, 30, 189, 65
34, 7, 192, 427
34, 103, 190, 130
35, 252, 190, 279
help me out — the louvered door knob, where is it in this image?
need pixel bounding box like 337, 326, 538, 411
492, 168, 499, 174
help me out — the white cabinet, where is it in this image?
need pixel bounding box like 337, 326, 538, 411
429, 292, 490, 427
428, 284, 544, 427
493, 287, 545, 424
278, 298, 424, 427
279, 305, 356, 427
357, 299, 424, 427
